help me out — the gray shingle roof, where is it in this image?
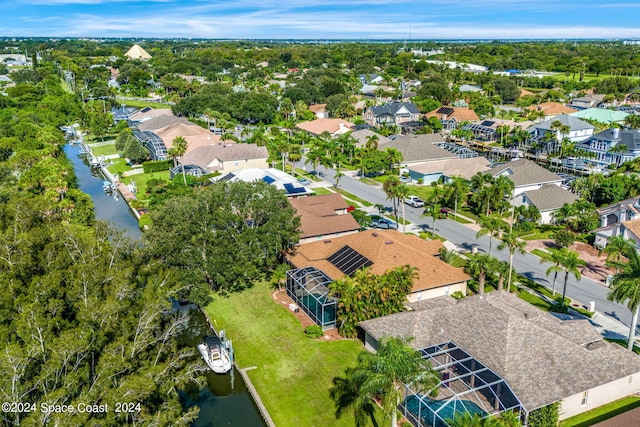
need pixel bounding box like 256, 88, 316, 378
491, 159, 562, 187
136, 115, 192, 131
379, 134, 454, 163
528, 114, 594, 132
350, 129, 391, 148
179, 143, 268, 171
591, 129, 640, 152
360, 292, 640, 412
369, 101, 419, 117
523, 184, 578, 212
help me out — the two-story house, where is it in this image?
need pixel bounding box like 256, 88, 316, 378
425, 106, 480, 132
364, 102, 420, 128
575, 128, 640, 167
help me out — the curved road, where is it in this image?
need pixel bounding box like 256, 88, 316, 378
312, 161, 635, 329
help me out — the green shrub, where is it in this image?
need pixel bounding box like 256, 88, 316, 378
138, 214, 153, 230
142, 160, 172, 173
304, 325, 324, 339
451, 291, 465, 299
417, 178, 424, 184
528, 402, 559, 427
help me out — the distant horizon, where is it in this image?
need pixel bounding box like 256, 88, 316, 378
3, 0, 640, 40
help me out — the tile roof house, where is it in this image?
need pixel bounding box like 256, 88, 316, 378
426, 106, 480, 131
364, 101, 421, 128
134, 114, 190, 131
129, 108, 174, 125
288, 194, 361, 244
178, 143, 268, 175
379, 134, 455, 166
527, 114, 594, 143
525, 102, 577, 117
360, 291, 640, 423
296, 118, 354, 137
517, 184, 578, 224
575, 128, 640, 167
211, 168, 314, 197
407, 156, 491, 184
490, 159, 563, 197
308, 103, 329, 119
153, 122, 214, 152
287, 229, 470, 303
125, 44, 152, 60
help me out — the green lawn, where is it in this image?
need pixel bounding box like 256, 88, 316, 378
106, 158, 133, 175
90, 143, 118, 157
405, 185, 437, 202
116, 98, 172, 109
311, 187, 334, 196
560, 396, 640, 427
531, 248, 550, 259
335, 188, 373, 207
204, 282, 378, 427
124, 170, 170, 196
451, 214, 471, 224
360, 177, 382, 186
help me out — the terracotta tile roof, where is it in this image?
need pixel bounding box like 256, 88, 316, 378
360, 292, 640, 412
136, 115, 191, 131
308, 103, 327, 113
426, 106, 480, 122
296, 118, 355, 136
287, 230, 470, 292
526, 102, 577, 116
288, 194, 360, 239
520, 89, 535, 96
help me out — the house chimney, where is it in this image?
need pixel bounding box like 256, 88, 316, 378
613, 127, 620, 139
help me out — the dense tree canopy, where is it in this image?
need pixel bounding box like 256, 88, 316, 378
144, 181, 301, 304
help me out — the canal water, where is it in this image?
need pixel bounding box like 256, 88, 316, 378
64, 142, 266, 427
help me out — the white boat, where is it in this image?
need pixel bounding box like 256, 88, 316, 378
198, 334, 232, 374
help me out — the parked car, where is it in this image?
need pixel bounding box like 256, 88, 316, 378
370, 218, 398, 230
404, 195, 425, 208
400, 176, 412, 183
440, 207, 450, 216
297, 177, 311, 186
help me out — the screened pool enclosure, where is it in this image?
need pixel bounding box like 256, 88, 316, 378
400, 341, 524, 427
286, 267, 337, 329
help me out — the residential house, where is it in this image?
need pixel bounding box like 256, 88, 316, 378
526, 102, 577, 118
211, 168, 314, 197
571, 108, 629, 125
378, 134, 456, 167
178, 143, 268, 175
111, 106, 138, 122
358, 74, 384, 85
364, 101, 421, 128
527, 114, 594, 146
575, 128, 640, 167
490, 159, 564, 198
360, 292, 640, 424
288, 193, 361, 244
407, 156, 491, 184
425, 106, 480, 131
129, 108, 176, 127
568, 94, 606, 110
517, 184, 578, 224
153, 122, 223, 154
133, 130, 167, 161
286, 230, 470, 327
593, 197, 640, 249
458, 84, 483, 93
462, 119, 534, 143
350, 129, 391, 148
308, 103, 329, 119
125, 44, 152, 60
296, 118, 354, 137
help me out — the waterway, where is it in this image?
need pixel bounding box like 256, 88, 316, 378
64, 142, 266, 427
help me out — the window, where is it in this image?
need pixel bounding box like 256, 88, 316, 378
581, 391, 588, 406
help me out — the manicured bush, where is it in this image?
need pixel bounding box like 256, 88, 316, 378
528, 402, 559, 427
451, 291, 465, 299
304, 325, 324, 339
142, 160, 172, 173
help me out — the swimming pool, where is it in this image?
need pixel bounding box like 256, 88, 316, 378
403, 394, 487, 427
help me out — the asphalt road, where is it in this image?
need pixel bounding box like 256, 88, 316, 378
311, 161, 636, 329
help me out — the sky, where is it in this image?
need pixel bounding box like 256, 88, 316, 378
2, 0, 640, 40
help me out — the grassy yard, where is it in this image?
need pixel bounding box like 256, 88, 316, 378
560, 396, 640, 427
106, 158, 133, 175
531, 248, 550, 259
405, 185, 437, 202
124, 170, 170, 196
116, 98, 172, 109
204, 281, 379, 427
311, 187, 334, 196
90, 143, 118, 157
451, 214, 471, 225
335, 188, 373, 207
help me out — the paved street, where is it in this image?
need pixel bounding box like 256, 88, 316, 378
311, 161, 637, 331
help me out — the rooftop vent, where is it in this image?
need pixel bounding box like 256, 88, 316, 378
323, 239, 332, 243
384, 240, 394, 245
372, 232, 379, 237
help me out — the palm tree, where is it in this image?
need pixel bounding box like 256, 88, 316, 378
172, 136, 189, 185
383, 175, 402, 221
438, 247, 457, 264
465, 253, 497, 294
476, 214, 506, 256
603, 235, 635, 275
545, 248, 586, 307
607, 249, 640, 351
397, 183, 409, 233
540, 248, 565, 296
329, 367, 376, 427
383, 147, 403, 173
365, 134, 379, 151
445, 177, 470, 219
498, 232, 526, 291
345, 336, 439, 427
494, 260, 512, 291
